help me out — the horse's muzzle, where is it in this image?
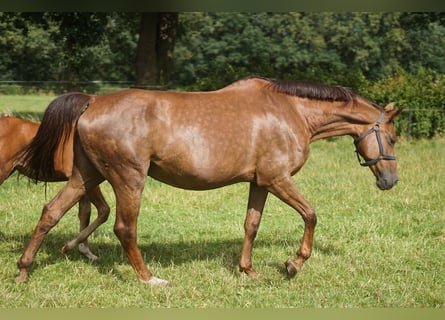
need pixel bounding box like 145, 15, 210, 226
376, 176, 398, 190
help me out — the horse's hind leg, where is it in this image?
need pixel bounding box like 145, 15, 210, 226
110, 171, 168, 286
62, 186, 110, 260
16, 182, 86, 283
239, 182, 268, 277
76, 195, 96, 259
267, 177, 317, 278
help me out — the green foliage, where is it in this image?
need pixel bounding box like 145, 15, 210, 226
173, 12, 445, 91
0, 12, 140, 90
0, 13, 62, 81
362, 68, 445, 138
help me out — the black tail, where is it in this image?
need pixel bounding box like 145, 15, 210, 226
18, 92, 91, 182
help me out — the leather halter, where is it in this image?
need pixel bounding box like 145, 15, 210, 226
354, 112, 396, 167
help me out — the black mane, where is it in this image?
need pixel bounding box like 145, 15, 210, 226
251, 76, 357, 102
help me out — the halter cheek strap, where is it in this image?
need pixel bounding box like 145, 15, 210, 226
354, 112, 396, 167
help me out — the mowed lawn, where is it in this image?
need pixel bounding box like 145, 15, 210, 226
0, 95, 443, 307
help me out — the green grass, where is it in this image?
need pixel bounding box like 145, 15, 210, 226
0, 95, 444, 307
0, 94, 55, 121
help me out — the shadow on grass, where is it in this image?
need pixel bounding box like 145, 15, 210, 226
2, 229, 344, 282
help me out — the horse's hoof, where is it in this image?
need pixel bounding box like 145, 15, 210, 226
239, 266, 260, 279
82, 251, 99, 261
285, 259, 298, 279
61, 243, 69, 254
142, 276, 170, 287
15, 270, 29, 283
78, 243, 99, 261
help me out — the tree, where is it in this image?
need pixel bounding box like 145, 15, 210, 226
172, 12, 445, 91
0, 13, 62, 81
398, 12, 445, 74
0, 12, 180, 91
135, 12, 178, 88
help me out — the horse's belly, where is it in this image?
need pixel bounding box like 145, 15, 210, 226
147, 161, 252, 191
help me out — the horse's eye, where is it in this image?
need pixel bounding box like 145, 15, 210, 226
387, 136, 396, 145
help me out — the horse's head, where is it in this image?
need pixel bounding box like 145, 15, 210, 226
354, 103, 404, 190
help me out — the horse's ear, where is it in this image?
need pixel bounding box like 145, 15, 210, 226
388, 106, 405, 122
384, 102, 396, 111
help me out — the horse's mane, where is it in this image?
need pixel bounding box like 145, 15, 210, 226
248, 76, 355, 102
246, 76, 383, 109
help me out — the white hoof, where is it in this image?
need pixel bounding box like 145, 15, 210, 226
143, 276, 170, 287
78, 243, 99, 261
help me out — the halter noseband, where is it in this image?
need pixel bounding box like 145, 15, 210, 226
354, 112, 396, 167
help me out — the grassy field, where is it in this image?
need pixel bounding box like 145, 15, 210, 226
0, 95, 444, 308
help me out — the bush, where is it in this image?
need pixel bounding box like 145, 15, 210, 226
361, 68, 445, 138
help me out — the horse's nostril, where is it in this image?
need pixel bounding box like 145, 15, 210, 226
394, 178, 399, 185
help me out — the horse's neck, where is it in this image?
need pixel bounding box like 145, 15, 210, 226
302, 99, 381, 142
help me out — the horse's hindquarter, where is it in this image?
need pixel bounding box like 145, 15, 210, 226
77, 88, 309, 190
0, 117, 39, 183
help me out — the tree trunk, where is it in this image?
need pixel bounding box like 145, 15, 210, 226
156, 13, 178, 85
135, 13, 158, 87
134, 12, 178, 88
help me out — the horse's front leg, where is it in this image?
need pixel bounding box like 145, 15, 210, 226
267, 177, 317, 278
239, 182, 268, 277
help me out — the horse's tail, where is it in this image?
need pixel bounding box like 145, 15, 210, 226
18, 92, 91, 182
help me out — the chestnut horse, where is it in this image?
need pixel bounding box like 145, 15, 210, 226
15, 77, 403, 285
0, 115, 110, 260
